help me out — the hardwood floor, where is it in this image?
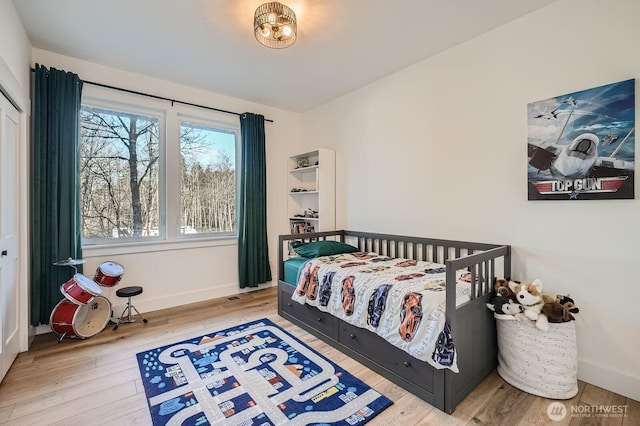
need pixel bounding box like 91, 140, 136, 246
0, 287, 637, 425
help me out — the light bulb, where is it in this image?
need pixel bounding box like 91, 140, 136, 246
282, 25, 292, 37
260, 25, 271, 38
267, 13, 277, 24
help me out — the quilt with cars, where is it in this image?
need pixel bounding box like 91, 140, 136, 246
291, 252, 474, 372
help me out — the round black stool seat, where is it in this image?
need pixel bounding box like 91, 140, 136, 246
112, 286, 148, 330
116, 286, 143, 298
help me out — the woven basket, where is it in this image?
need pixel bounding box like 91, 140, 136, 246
496, 318, 578, 399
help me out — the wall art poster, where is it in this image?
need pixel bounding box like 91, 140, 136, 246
527, 79, 635, 200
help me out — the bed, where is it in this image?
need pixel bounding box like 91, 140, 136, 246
277, 230, 511, 414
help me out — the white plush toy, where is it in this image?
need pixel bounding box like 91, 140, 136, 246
508, 279, 554, 331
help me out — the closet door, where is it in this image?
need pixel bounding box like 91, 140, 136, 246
0, 90, 20, 383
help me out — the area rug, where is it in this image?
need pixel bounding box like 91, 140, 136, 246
136, 318, 393, 425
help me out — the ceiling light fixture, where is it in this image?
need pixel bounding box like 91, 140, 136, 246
254, 2, 297, 49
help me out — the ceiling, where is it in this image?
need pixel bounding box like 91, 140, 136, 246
13, 0, 558, 112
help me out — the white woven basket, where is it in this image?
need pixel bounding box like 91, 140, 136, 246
496, 318, 578, 399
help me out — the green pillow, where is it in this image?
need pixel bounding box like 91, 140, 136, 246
293, 240, 360, 258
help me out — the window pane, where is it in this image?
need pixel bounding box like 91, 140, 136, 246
180, 122, 236, 235
80, 105, 161, 240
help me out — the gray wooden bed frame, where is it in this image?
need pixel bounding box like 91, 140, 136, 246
277, 230, 511, 414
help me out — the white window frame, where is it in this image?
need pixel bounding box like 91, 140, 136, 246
80, 84, 240, 250
176, 112, 240, 240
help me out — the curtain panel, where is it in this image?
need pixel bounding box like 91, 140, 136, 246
30, 64, 83, 326
238, 113, 272, 288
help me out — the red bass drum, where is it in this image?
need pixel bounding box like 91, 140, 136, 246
50, 296, 111, 339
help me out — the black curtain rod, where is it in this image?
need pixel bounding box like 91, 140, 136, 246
85, 79, 274, 123
30, 68, 274, 123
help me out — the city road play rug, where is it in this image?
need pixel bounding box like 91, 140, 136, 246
136, 318, 393, 425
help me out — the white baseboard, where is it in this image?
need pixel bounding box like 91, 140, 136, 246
109, 282, 276, 318
37, 282, 276, 336
578, 359, 640, 402
35, 324, 51, 336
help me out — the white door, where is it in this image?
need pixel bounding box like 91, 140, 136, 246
0, 91, 20, 383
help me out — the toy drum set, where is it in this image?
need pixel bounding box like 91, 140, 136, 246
50, 258, 125, 342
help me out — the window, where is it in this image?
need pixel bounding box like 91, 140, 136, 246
80, 89, 239, 245
179, 120, 237, 236
80, 105, 161, 241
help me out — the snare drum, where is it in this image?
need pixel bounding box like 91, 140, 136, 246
50, 296, 111, 339
94, 261, 125, 287
60, 273, 102, 305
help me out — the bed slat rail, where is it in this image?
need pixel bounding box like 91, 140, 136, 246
445, 245, 511, 332
279, 231, 509, 281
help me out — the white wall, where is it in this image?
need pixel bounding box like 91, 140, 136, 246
302, 0, 640, 401
31, 49, 302, 320
0, 0, 32, 351
0, 0, 30, 101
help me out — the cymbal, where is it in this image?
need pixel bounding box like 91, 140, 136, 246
53, 257, 86, 266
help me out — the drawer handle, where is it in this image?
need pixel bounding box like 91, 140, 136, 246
287, 302, 293, 307
349, 334, 356, 340
316, 317, 322, 322
403, 361, 411, 368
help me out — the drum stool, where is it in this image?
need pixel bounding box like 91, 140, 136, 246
113, 286, 148, 331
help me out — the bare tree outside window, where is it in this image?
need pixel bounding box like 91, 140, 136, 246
180, 122, 237, 235
80, 105, 160, 240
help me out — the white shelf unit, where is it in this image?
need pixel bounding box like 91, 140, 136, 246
287, 149, 335, 234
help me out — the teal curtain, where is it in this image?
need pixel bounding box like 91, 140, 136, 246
238, 113, 272, 288
30, 64, 83, 326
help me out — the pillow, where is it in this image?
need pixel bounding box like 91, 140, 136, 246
293, 240, 360, 258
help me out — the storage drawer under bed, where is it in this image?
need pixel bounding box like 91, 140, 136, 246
279, 282, 337, 339
337, 321, 435, 392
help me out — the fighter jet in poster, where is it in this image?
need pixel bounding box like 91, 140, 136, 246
527, 79, 635, 200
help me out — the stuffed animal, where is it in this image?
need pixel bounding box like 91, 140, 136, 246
556, 294, 580, 315
509, 279, 554, 331
493, 278, 517, 302
542, 302, 575, 323
486, 295, 523, 319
